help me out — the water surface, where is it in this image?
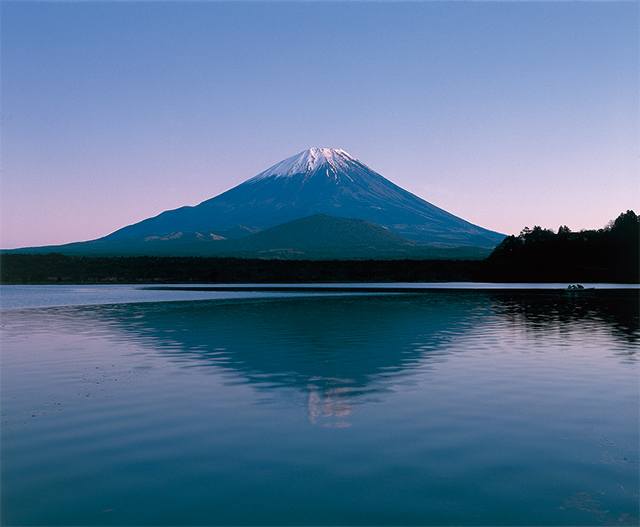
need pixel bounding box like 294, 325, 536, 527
1, 286, 638, 525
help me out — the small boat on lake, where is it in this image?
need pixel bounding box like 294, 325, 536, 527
565, 284, 595, 292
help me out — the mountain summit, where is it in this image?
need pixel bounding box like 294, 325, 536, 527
249, 147, 361, 180
105, 147, 504, 248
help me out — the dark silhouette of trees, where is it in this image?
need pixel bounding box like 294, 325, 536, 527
485, 211, 639, 283
2, 212, 636, 284
0, 254, 484, 284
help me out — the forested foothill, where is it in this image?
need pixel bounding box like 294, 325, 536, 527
1, 211, 637, 284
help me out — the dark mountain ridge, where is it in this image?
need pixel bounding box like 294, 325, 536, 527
235, 214, 415, 250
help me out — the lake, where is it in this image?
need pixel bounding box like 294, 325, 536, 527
1, 284, 638, 526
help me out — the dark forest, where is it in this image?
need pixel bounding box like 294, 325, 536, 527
2, 211, 637, 284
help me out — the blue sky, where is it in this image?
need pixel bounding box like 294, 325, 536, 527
1, 0, 638, 249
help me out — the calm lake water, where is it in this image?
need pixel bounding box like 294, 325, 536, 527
1, 284, 638, 526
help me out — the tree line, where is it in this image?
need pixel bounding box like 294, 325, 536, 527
0, 254, 484, 284
1, 211, 637, 284
484, 210, 639, 283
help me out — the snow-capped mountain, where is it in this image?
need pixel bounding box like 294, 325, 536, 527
104, 147, 504, 248
248, 148, 361, 180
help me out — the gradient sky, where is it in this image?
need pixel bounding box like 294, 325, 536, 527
1, 0, 638, 249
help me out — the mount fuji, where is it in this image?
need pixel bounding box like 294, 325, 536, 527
105, 147, 503, 245
10, 148, 505, 257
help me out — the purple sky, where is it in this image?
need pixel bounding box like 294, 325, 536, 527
1, 1, 638, 249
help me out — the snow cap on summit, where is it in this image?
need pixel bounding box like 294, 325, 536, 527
251, 148, 360, 180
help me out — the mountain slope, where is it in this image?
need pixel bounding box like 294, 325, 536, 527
104, 148, 504, 247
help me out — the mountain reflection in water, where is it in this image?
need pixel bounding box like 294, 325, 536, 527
2, 288, 638, 526
74, 290, 638, 424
